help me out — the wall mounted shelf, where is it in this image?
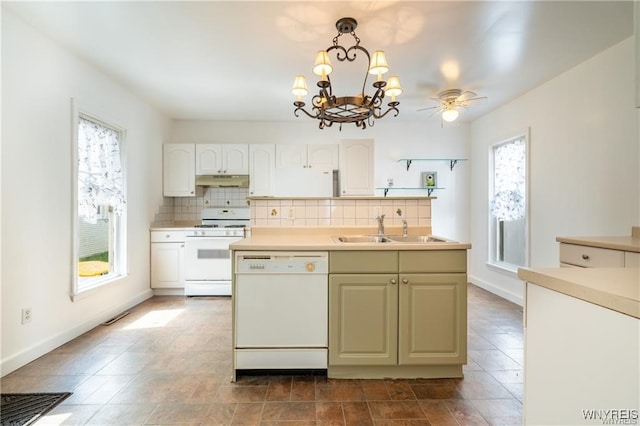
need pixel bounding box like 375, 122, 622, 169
397, 158, 467, 171
376, 187, 444, 197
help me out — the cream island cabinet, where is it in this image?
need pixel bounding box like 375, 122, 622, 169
229, 230, 471, 381
328, 250, 467, 379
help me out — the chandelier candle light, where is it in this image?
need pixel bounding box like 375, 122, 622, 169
292, 17, 402, 130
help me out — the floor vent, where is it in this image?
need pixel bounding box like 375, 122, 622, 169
102, 311, 130, 326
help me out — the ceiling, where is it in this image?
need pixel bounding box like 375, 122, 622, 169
3, 1, 633, 124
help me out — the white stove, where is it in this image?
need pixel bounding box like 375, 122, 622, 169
183, 207, 250, 296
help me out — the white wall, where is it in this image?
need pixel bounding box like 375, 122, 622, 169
469, 37, 639, 304
170, 120, 471, 242
1, 10, 171, 375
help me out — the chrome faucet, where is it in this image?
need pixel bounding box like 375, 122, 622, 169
376, 214, 385, 236
402, 219, 409, 236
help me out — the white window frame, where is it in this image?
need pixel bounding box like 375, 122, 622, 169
487, 129, 530, 275
71, 100, 128, 300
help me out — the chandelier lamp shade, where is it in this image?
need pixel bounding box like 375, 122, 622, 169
291, 17, 402, 130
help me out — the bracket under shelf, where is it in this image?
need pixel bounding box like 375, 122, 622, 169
379, 187, 442, 197
398, 158, 467, 171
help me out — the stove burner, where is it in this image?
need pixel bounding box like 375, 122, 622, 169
194, 224, 218, 228
225, 224, 247, 228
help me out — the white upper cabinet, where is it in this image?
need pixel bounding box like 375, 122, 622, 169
163, 144, 195, 197
339, 139, 374, 196
249, 144, 275, 196
276, 144, 339, 169
196, 144, 249, 175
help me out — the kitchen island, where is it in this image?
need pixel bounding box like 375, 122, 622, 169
518, 266, 639, 425
230, 226, 471, 381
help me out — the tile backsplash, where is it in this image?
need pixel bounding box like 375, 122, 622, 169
154, 188, 431, 228
250, 198, 431, 228
153, 187, 249, 224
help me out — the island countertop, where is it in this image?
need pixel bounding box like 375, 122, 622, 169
518, 267, 640, 318
229, 226, 471, 251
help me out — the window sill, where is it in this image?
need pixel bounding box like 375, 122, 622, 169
72, 273, 126, 302
486, 262, 522, 279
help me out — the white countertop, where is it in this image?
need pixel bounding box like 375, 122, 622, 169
518, 267, 640, 318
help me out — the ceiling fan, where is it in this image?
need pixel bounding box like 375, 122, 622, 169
418, 89, 487, 122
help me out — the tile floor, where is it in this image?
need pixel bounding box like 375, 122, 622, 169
1, 284, 524, 425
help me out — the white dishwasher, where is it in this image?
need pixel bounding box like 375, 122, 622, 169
234, 251, 328, 371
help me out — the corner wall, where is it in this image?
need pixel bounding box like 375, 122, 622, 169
469, 37, 639, 304
1, 10, 171, 375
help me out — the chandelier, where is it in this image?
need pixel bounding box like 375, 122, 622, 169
291, 17, 402, 130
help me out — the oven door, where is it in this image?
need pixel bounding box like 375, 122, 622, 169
184, 236, 239, 281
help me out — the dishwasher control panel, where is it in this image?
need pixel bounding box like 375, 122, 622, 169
235, 251, 328, 274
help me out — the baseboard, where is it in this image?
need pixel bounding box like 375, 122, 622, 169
152, 288, 185, 296
468, 274, 524, 306
1, 289, 153, 377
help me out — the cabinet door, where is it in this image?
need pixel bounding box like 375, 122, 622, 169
163, 144, 195, 196
329, 274, 398, 366
339, 139, 374, 195
195, 144, 222, 175
307, 144, 339, 169
151, 242, 184, 288
222, 144, 249, 174
249, 144, 275, 196
276, 145, 307, 169
398, 273, 467, 365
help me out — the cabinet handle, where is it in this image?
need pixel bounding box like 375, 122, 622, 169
390, 279, 397, 285
165, 234, 170, 238
402, 278, 409, 284
582, 254, 590, 260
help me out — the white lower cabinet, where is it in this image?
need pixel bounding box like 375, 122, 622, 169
525, 283, 639, 425
559, 242, 638, 268
150, 231, 184, 288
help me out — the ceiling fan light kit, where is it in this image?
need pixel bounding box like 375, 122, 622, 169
418, 88, 487, 123
292, 17, 402, 130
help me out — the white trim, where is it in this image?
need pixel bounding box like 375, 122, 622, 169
486, 261, 519, 278
1, 289, 153, 377
469, 274, 524, 306
71, 274, 127, 302
70, 98, 128, 300
487, 128, 530, 268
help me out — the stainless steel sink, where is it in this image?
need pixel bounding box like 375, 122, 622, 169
333, 235, 393, 243
333, 235, 452, 244
386, 235, 449, 243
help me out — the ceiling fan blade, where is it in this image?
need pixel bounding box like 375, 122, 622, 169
417, 105, 439, 112
464, 96, 488, 102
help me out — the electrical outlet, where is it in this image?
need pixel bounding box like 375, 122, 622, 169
288, 207, 296, 219
21, 307, 32, 324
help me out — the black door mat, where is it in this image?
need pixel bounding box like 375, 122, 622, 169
1, 392, 72, 426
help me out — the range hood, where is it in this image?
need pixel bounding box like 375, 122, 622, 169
195, 175, 250, 188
